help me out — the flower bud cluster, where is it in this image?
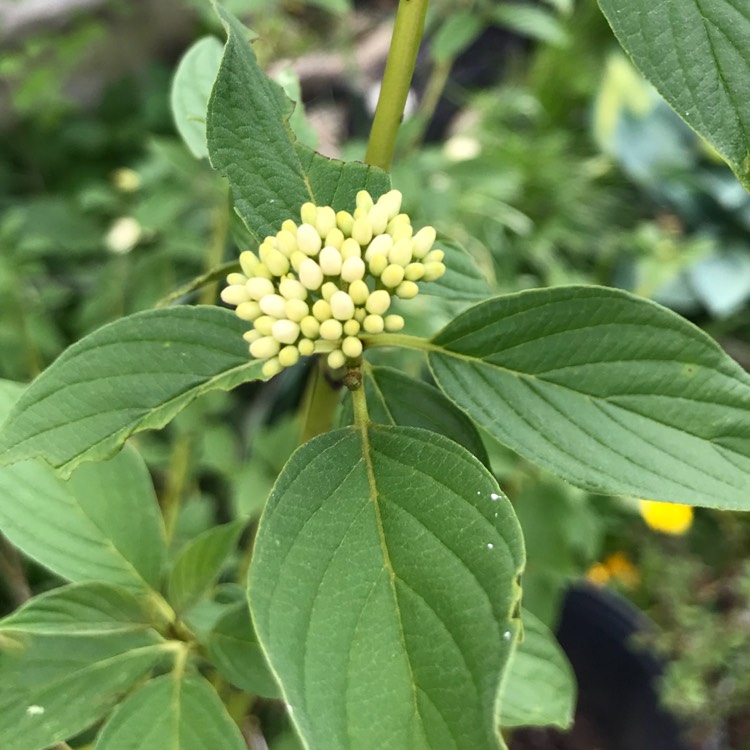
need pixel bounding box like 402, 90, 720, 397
220, 189, 446, 377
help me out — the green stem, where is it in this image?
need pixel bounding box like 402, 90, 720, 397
351, 383, 370, 429
365, 0, 430, 170
363, 332, 435, 352
199, 187, 231, 305
299, 358, 343, 444
162, 433, 194, 545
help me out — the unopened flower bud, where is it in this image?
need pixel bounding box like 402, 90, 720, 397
221, 285, 251, 306
297, 224, 322, 256
327, 349, 347, 370
396, 280, 419, 299
340, 238, 362, 260
421, 262, 446, 281
381, 264, 405, 288
348, 279, 370, 305
368, 254, 388, 277
363, 314, 384, 333
281, 219, 298, 234
365, 233, 393, 261
341, 256, 366, 282
384, 314, 405, 332
342, 336, 363, 359
404, 262, 425, 281
276, 229, 297, 257
336, 210, 354, 236
290, 251, 307, 273
300, 315, 320, 339
368, 204, 389, 235
259, 293, 287, 319
236, 301, 262, 321
312, 299, 332, 321
377, 189, 402, 220
253, 263, 273, 280
278, 346, 301, 368
285, 298, 309, 322
356, 190, 374, 212
243, 329, 261, 344
250, 336, 280, 359
299, 258, 324, 290
254, 316, 275, 336
240, 251, 260, 277
319, 246, 343, 276
351, 217, 373, 247
343, 319, 360, 336
300, 202, 317, 225
321, 281, 339, 301
272, 319, 300, 345
424, 249, 445, 264
325, 228, 345, 249
389, 238, 413, 267
262, 357, 284, 378
279, 278, 307, 300
227, 273, 247, 286
315, 206, 337, 238
330, 290, 355, 320
412, 226, 436, 258
366, 289, 391, 315
298, 338, 315, 356
319, 319, 343, 341
247, 277, 275, 301
261, 247, 290, 277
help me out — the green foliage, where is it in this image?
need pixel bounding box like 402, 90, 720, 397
249, 426, 524, 749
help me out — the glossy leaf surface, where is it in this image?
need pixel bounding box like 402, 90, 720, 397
598, 0, 750, 190
0, 306, 264, 475
250, 425, 524, 750
430, 286, 750, 509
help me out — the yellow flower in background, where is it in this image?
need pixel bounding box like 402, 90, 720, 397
586, 552, 640, 589
639, 500, 694, 535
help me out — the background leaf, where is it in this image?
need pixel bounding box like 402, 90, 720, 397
203, 601, 281, 697
250, 425, 524, 750
171, 36, 224, 160
94, 673, 246, 750
167, 520, 245, 614
0, 583, 168, 750
340, 365, 490, 467
598, 0, 750, 190
0, 306, 264, 475
497, 608, 575, 729
0, 381, 166, 592
429, 286, 750, 509
418, 239, 493, 303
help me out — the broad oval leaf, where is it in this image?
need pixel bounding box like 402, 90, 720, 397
418, 239, 493, 305
429, 285, 750, 509
598, 0, 750, 191
0, 583, 167, 750
340, 365, 490, 467
204, 601, 281, 698
167, 520, 245, 614
94, 673, 246, 750
0, 381, 167, 592
249, 425, 524, 750
171, 36, 224, 159
0, 306, 264, 475
497, 608, 575, 729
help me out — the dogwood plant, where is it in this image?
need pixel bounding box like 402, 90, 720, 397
1, 1, 750, 749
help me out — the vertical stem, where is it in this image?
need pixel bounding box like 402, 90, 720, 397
299, 359, 342, 444
365, 0, 430, 170
162, 433, 193, 544
199, 187, 231, 305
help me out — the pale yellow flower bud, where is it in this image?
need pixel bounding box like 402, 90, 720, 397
319, 246, 343, 276
315, 206, 337, 238
387, 214, 411, 234
254, 316, 275, 336
300, 316, 320, 339
279, 278, 307, 300
319, 319, 343, 341
421, 262, 446, 282
368, 254, 388, 277
336, 210, 354, 236
381, 264, 405, 288
364, 234, 392, 262
226, 273, 247, 286
424, 249, 445, 264
389, 238, 413, 267
253, 263, 273, 280
356, 190, 374, 212
396, 280, 419, 299
261, 247, 290, 277
404, 262, 425, 281
342, 336, 363, 359
366, 289, 391, 315
312, 299, 332, 321
354, 308, 366, 322
247, 277, 275, 301
250, 336, 280, 359
272, 319, 300, 345
297, 223, 322, 256
327, 349, 346, 370
348, 279, 370, 305
262, 357, 284, 378
377, 189, 402, 220
240, 250, 260, 277
299, 258, 324, 290
243, 329, 261, 343
300, 202, 317, 225
221, 285, 251, 306
325, 228, 345, 249
298, 338, 315, 356
362, 314, 384, 334
351, 216, 373, 247
259, 293, 287, 319
290, 251, 307, 273
285, 298, 309, 322
384, 314, 405, 332
340, 238, 362, 260
236, 301, 262, 321
281, 219, 298, 234
343, 319, 360, 336
412, 226, 436, 259
278, 345, 301, 368
330, 290, 355, 321
276, 229, 298, 257
341, 256, 366, 282
321, 281, 339, 301
368, 204, 389, 235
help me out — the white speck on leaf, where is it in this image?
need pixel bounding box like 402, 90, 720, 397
503, 631, 512, 641
487, 543, 494, 550
26, 705, 44, 716
490, 493, 500, 501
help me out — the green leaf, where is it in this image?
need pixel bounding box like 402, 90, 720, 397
490, 4, 567, 45
428, 285, 750, 509
418, 239, 493, 303
497, 609, 575, 729
171, 36, 224, 159
341, 366, 490, 467
275, 67, 319, 150
296, 146, 391, 209
249, 425, 524, 750
0, 306, 264, 475
94, 673, 246, 750
431, 11, 484, 63
206, 6, 311, 240
167, 520, 245, 614
598, 0, 750, 190
0, 583, 168, 750
204, 601, 281, 697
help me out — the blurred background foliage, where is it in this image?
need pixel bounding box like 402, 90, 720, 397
2, 0, 750, 747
